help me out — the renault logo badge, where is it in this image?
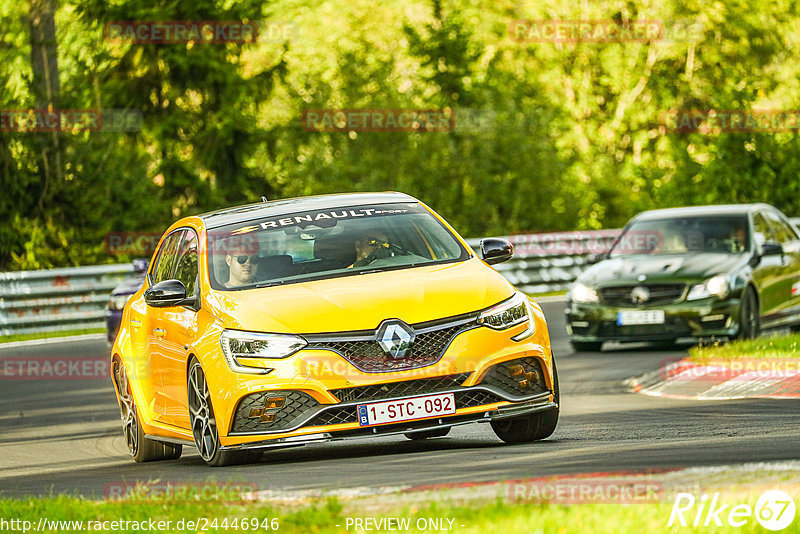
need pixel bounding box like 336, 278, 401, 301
376, 320, 415, 359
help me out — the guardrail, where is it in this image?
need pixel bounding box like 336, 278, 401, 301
0, 229, 622, 338
466, 229, 622, 295
0, 264, 133, 337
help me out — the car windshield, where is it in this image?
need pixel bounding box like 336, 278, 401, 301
609, 215, 750, 256
207, 202, 469, 290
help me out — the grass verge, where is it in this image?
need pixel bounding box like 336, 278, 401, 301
688, 332, 800, 362
1, 491, 798, 534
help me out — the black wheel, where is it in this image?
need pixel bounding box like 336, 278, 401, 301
114, 359, 182, 463
737, 286, 760, 340
491, 356, 560, 444
570, 340, 603, 352
404, 427, 451, 440
187, 358, 261, 467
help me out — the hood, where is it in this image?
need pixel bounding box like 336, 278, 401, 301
204, 258, 514, 333
579, 253, 747, 286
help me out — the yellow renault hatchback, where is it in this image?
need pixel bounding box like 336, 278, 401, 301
111, 192, 559, 466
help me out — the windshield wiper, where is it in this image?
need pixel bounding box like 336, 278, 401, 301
358, 267, 391, 275
254, 280, 288, 288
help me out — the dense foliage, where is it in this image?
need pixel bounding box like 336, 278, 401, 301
2, 0, 799, 270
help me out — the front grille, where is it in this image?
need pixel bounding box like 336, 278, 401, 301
480, 357, 548, 397
331, 373, 471, 403
455, 389, 504, 408
599, 284, 686, 306
308, 407, 356, 427
231, 390, 319, 434
304, 314, 477, 373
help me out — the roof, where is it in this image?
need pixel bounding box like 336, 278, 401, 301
633, 203, 776, 221
198, 192, 417, 229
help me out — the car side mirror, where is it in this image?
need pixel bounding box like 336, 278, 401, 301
480, 238, 513, 265
762, 242, 784, 257
144, 279, 193, 308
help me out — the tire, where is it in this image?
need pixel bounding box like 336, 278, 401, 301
114, 359, 182, 463
187, 357, 261, 467
404, 427, 451, 440
491, 356, 560, 444
570, 340, 603, 352
737, 286, 760, 340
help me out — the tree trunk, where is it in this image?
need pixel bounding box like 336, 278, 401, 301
28, 0, 62, 212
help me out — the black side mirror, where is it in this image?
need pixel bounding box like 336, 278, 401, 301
762, 242, 784, 257
480, 238, 513, 265
144, 279, 193, 308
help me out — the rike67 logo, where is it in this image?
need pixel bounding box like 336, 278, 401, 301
669, 490, 796, 531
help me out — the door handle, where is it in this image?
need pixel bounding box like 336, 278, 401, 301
153, 328, 166, 338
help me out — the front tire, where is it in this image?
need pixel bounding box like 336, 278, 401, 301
114, 359, 182, 463
491, 356, 560, 443
187, 358, 261, 467
737, 286, 760, 340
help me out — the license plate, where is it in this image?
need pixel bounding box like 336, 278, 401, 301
617, 310, 665, 325
357, 393, 456, 427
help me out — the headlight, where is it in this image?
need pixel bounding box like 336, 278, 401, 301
569, 282, 600, 303
108, 294, 131, 311
687, 275, 730, 300
478, 292, 536, 341
220, 330, 307, 374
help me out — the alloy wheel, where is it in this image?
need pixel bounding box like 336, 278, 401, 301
115, 361, 138, 455
188, 362, 218, 462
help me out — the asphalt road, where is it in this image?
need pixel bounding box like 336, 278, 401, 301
2, 299, 799, 499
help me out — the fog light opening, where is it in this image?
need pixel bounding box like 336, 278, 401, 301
248, 395, 286, 422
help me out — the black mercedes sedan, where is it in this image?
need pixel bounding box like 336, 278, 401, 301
566, 204, 800, 351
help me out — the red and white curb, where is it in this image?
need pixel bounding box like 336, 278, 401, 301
627, 358, 800, 400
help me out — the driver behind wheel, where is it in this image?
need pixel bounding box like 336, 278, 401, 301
350, 231, 392, 267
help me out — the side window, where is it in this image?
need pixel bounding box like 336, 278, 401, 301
151, 231, 184, 284
752, 213, 774, 248
764, 210, 798, 244
174, 230, 199, 296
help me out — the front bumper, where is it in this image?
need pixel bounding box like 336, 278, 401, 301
189, 310, 555, 449
565, 296, 742, 343
221, 395, 556, 451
